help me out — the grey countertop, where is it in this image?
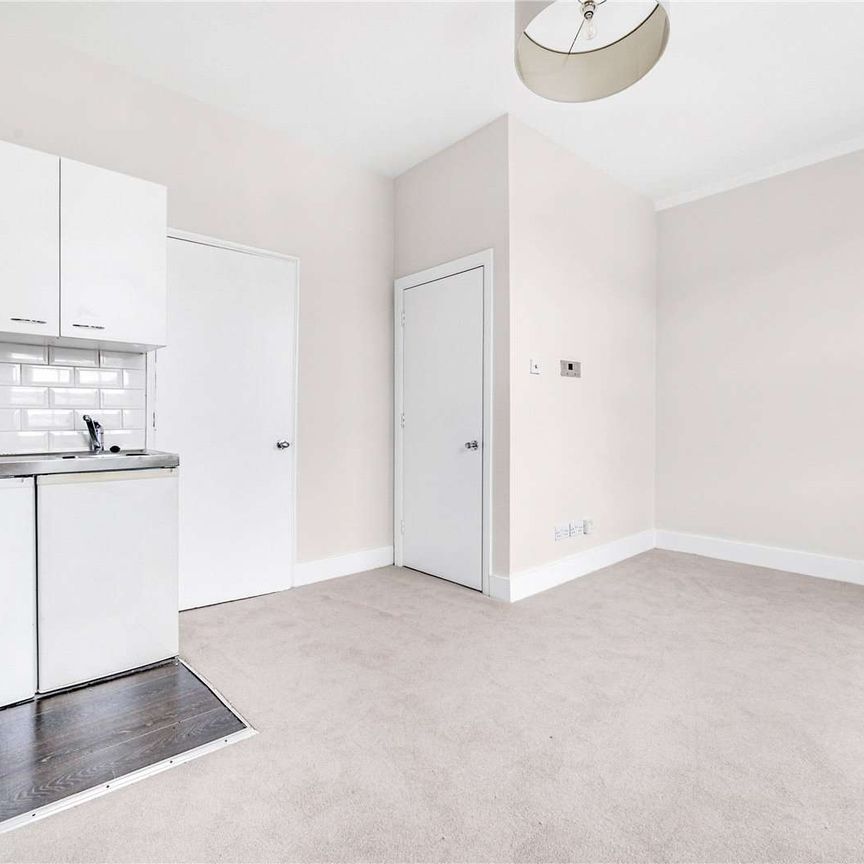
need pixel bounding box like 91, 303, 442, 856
0, 450, 180, 478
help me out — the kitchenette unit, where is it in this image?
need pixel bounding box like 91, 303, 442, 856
0, 139, 180, 708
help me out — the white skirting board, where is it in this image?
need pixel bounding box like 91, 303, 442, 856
655, 530, 864, 586
289, 534, 863, 600
294, 545, 394, 587
489, 529, 864, 603
491, 530, 657, 603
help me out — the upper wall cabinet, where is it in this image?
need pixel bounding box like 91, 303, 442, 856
0, 141, 60, 338
61, 159, 167, 348
0, 141, 167, 350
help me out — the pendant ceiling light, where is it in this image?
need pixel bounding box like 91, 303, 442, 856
515, 0, 670, 102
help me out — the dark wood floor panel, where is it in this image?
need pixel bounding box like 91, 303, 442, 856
0, 661, 246, 823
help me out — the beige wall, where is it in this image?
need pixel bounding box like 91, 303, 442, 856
8, 22, 854, 581
657, 151, 864, 559
508, 120, 657, 573
395, 116, 511, 575
0, 31, 394, 563
395, 117, 657, 577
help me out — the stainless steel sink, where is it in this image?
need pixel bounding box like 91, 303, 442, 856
0, 449, 179, 478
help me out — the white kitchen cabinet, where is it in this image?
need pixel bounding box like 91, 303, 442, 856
0, 477, 37, 707
60, 158, 167, 348
0, 141, 60, 340
37, 468, 179, 693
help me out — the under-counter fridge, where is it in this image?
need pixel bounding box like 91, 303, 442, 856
37, 468, 179, 693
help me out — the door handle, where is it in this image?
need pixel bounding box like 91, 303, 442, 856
465, 440, 479, 450
276, 440, 291, 450
72, 323, 106, 331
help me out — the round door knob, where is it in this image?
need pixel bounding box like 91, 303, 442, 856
276, 440, 291, 449
465, 440, 479, 450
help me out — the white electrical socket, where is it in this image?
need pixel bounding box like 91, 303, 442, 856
569, 520, 583, 537
554, 523, 569, 542
583, 519, 595, 535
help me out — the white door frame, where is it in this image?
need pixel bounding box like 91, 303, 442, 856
394, 249, 494, 596
158, 228, 301, 587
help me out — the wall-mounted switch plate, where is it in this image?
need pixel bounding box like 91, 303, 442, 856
568, 520, 583, 537
554, 523, 569, 541
530, 358, 542, 375
583, 518, 595, 535
560, 360, 581, 378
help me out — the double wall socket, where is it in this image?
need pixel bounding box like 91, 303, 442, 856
554, 519, 593, 541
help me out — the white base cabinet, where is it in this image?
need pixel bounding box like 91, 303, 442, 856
0, 477, 37, 707
37, 468, 179, 693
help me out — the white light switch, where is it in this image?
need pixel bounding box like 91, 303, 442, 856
530, 358, 542, 375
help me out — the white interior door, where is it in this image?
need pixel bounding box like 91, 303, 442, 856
158, 236, 297, 609
400, 266, 484, 590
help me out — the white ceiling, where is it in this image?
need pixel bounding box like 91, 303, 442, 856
3, 1, 864, 207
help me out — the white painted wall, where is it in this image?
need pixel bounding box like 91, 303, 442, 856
508, 119, 657, 574
395, 117, 511, 576
657, 150, 864, 560
0, 30, 394, 564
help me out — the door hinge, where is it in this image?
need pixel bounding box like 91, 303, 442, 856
400, 310, 405, 327
400, 413, 405, 428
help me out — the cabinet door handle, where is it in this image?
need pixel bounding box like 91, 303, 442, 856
72, 323, 106, 331
10, 317, 48, 325
276, 440, 291, 450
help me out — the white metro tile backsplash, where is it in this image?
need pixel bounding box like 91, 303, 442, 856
122, 410, 145, 429
103, 429, 145, 449
0, 409, 21, 431
0, 431, 49, 453
0, 342, 148, 453
100, 351, 145, 370
100, 389, 145, 409
48, 346, 99, 367
48, 431, 89, 452
0, 387, 48, 407
50, 388, 99, 408
22, 365, 74, 386
0, 364, 21, 385
122, 369, 145, 389
21, 409, 74, 431
76, 368, 122, 388
0, 344, 46, 364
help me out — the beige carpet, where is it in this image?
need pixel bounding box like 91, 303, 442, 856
2, 550, 864, 863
